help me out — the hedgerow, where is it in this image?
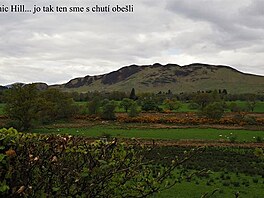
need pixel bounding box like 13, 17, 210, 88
0, 128, 193, 197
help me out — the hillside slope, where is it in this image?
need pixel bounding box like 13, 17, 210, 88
54, 63, 264, 94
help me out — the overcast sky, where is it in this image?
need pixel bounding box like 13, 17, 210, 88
0, 0, 263, 85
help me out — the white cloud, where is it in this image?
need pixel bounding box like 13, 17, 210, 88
0, 0, 263, 85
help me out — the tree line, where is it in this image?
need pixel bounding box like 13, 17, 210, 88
1, 85, 262, 131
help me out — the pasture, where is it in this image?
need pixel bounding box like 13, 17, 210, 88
34, 126, 264, 143
155, 171, 264, 198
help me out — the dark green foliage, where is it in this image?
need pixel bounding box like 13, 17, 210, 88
3, 84, 41, 130
201, 102, 225, 120
39, 89, 77, 123
252, 177, 258, 183
141, 99, 161, 112
129, 88, 137, 100
0, 128, 190, 198
4, 85, 77, 130
164, 99, 181, 111
87, 97, 101, 115
128, 101, 140, 117
101, 100, 116, 120
188, 102, 200, 110
120, 98, 133, 113
246, 101, 256, 112
229, 102, 242, 112
243, 115, 257, 125
193, 93, 214, 109
245, 94, 257, 112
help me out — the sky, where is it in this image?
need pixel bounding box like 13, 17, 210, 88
0, 0, 263, 85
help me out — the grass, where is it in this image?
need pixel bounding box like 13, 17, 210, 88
34, 126, 264, 142
226, 101, 264, 113
154, 171, 264, 198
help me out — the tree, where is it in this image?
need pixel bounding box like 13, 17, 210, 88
193, 93, 214, 109
128, 101, 140, 117
101, 100, 116, 120
201, 102, 225, 120
141, 99, 160, 112
4, 86, 78, 130
87, 97, 101, 115
245, 94, 256, 112
164, 99, 181, 111
39, 89, 77, 123
129, 88, 137, 100
4, 84, 41, 130
120, 98, 133, 113
229, 102, 242, 112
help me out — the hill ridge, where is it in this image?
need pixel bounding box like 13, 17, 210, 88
55, 63, 264, 94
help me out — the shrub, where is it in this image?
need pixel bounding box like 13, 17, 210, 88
243, 115, 257, 125
120, 98, 133, 113
232, 181, 240, 187
128, 102, 140, 117
222, 181, 230, 186
201, 102, 225, 120
101, 100, 116, 120
0, 128, 194, 197
4, 85, 78, 130
229, 102, 242, 112
188, 102, 200, 110
87, 98, 101, 115
141, 99, 159, 112
252, 177, 259, 183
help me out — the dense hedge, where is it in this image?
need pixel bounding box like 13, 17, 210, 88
0, 128, 190, 197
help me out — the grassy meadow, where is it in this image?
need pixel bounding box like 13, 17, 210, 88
155, 171, 264, 198
34, 126, 264, 142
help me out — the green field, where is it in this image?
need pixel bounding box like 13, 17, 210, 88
155, 171, 264, 198
34, 126, 264, 142
32, 125, 264, 197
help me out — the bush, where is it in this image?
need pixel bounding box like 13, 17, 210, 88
0, 128, 192, 197
4, 85, 78, 130
128, 102, 140, 117
229, 102, 242, 112
232, 181, 240, 187
243, 115, 257, 125
222, 181, 230, 186
87, 98, 101, 115
201, 102, 225, 120
188, 103, 200, 110
141, 99, 159, 112
101, 100, 116, 120
252, 177, 259, 183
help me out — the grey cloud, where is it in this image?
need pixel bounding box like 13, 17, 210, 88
0, 0, 263, 85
